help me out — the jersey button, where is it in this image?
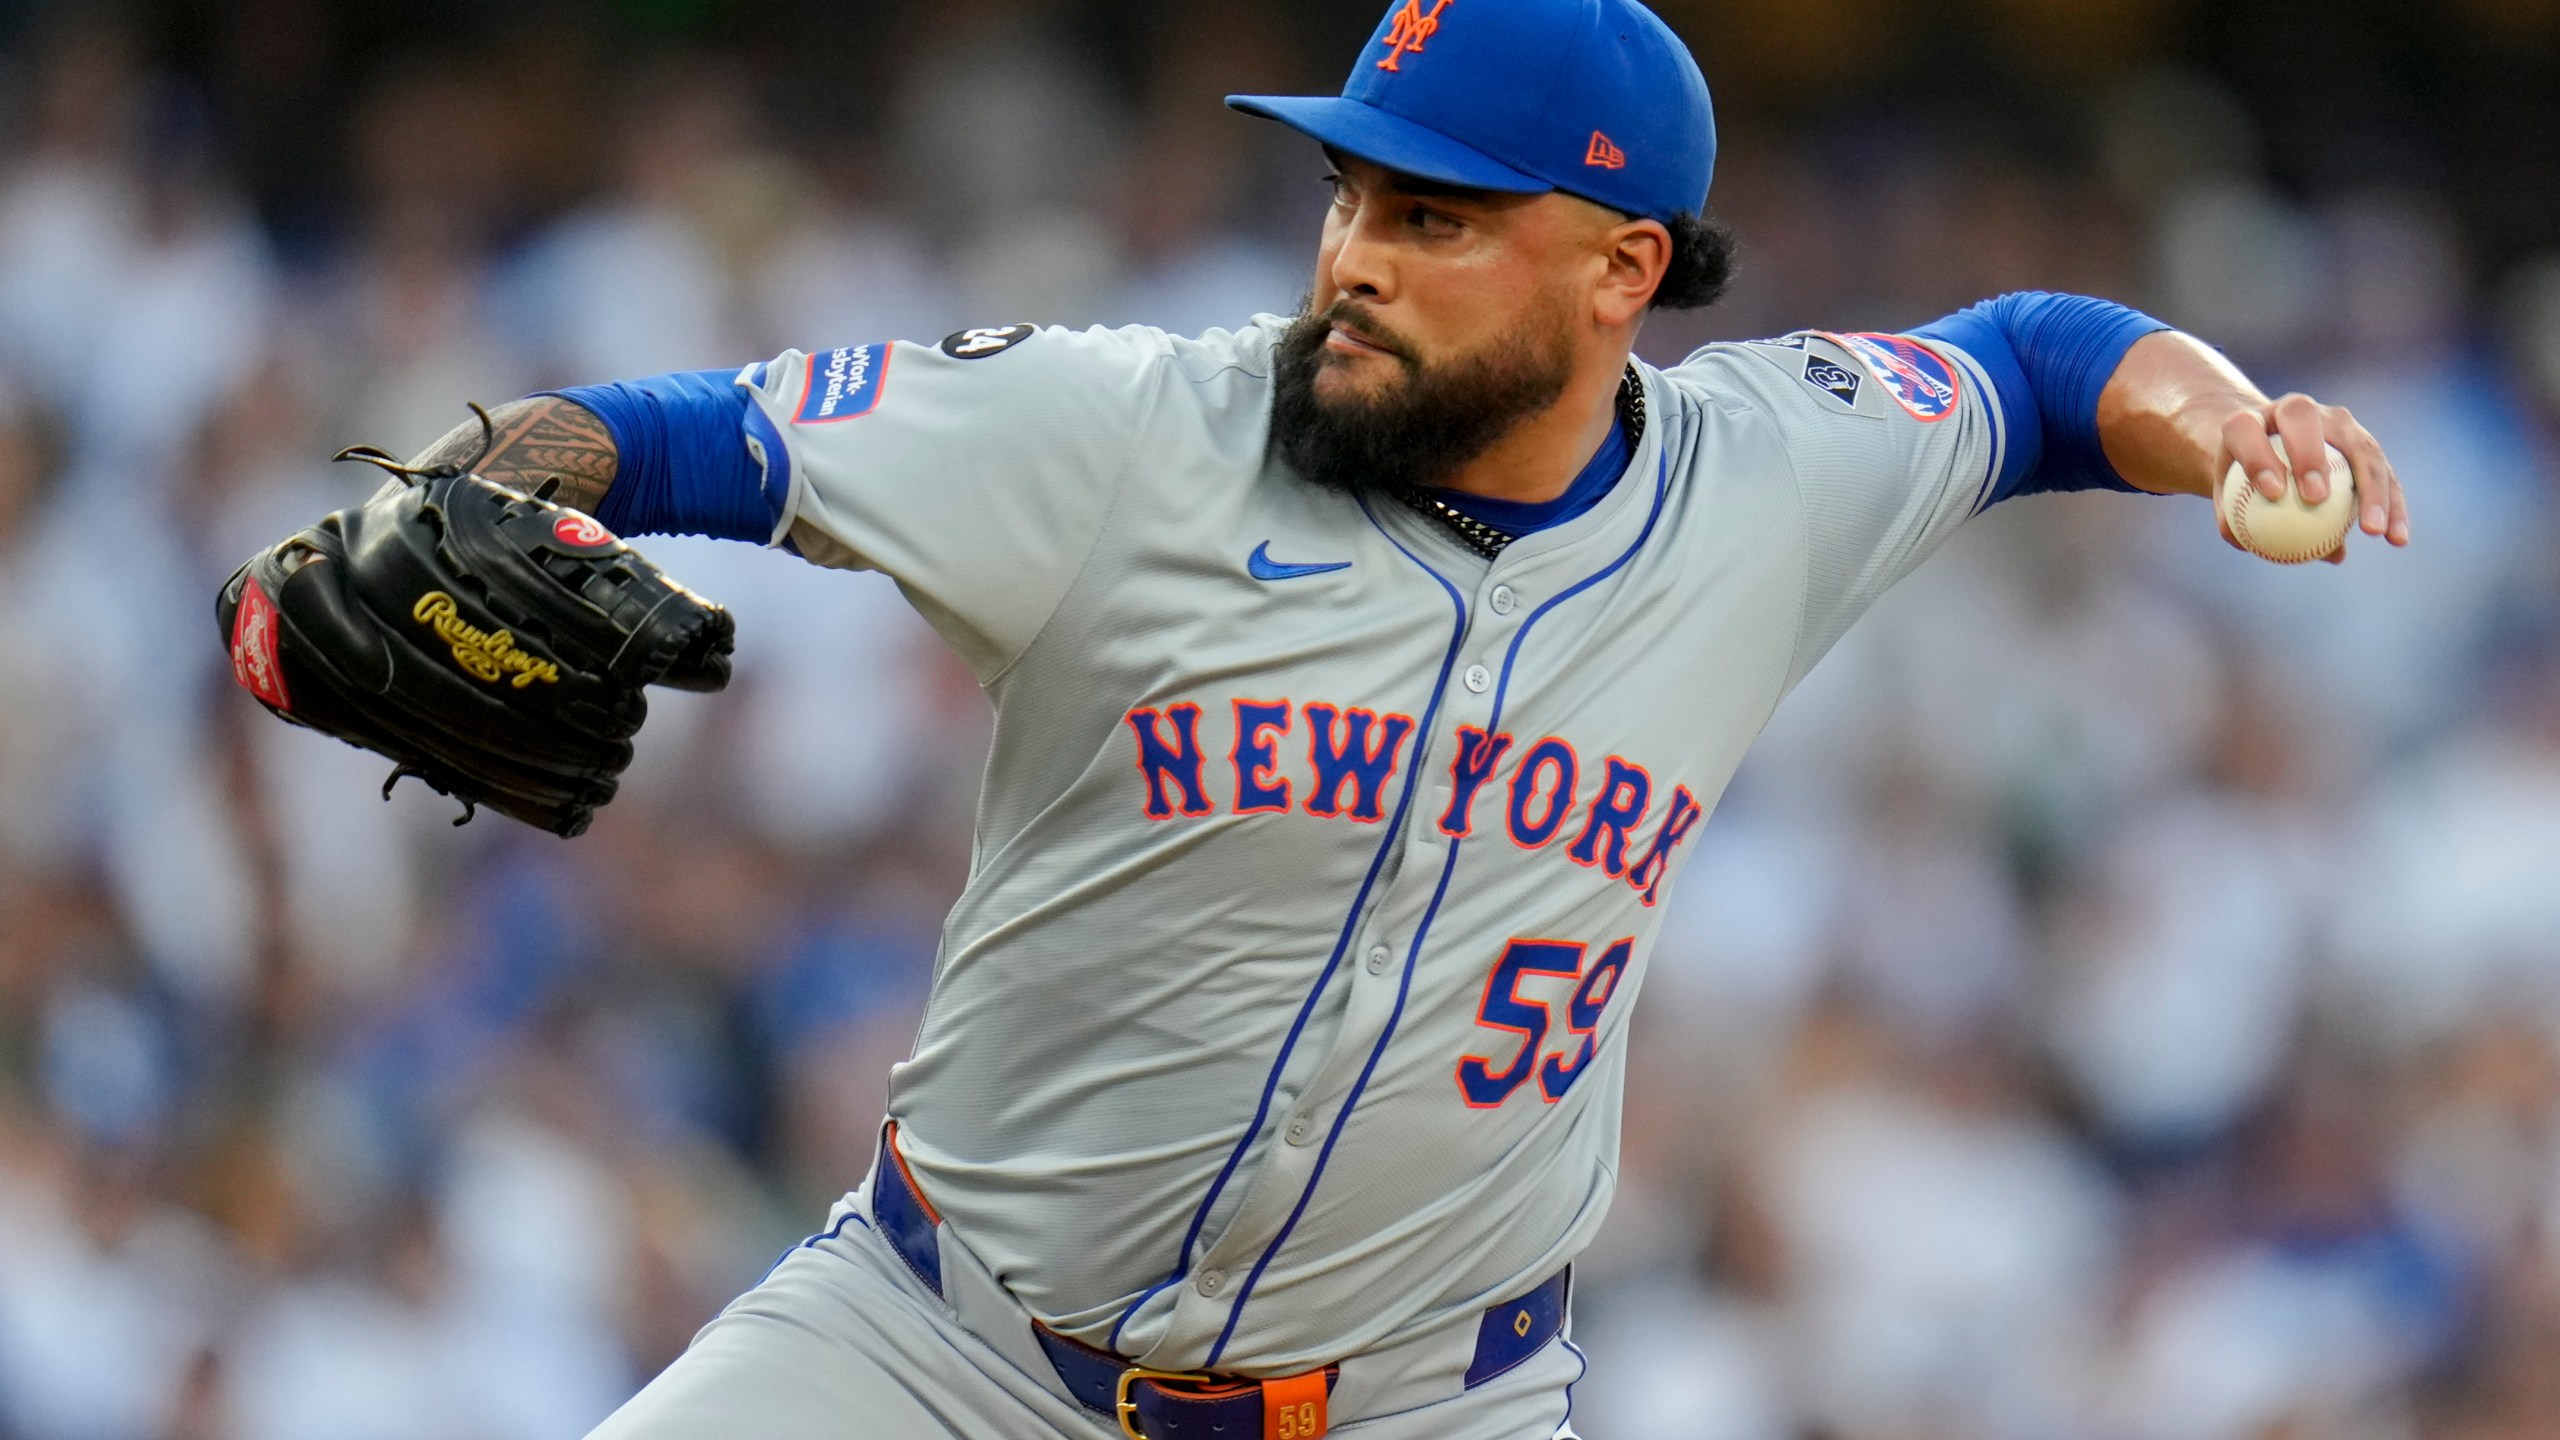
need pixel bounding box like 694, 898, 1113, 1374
1463, 664, 1492, 694
1490, 585, 1518, 615
1365, 945, 1392, 974
1196, 1269, 1227, 1296
1285, 1114, 1314, 1146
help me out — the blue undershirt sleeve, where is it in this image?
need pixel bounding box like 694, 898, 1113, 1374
542, 368, 781, 543
1912, 291, 2173, 506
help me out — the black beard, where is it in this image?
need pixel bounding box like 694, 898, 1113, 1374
1269, 298, 1575, 498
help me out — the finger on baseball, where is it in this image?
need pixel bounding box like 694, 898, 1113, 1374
2367, 435, 2410, 545
2330, 412, 2396, 538
2273, 395, 2329, 504
2224, 411, 2286, 501
2331, 420, 2390, 537
2369, 458, 2404, 543
2348, 432, 2408, 547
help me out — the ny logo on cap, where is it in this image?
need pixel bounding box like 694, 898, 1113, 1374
1377, 0, 1455, 71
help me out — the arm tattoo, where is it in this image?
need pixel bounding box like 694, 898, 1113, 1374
407, 397, 620, 515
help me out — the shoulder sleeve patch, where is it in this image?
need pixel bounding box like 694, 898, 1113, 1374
795, 343, 893, 424
1822, 332, 1962, 422
1725, 334, 1880, 418
940, 323, 1038, 360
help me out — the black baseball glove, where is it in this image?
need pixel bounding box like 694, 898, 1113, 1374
216, 407, 734, 837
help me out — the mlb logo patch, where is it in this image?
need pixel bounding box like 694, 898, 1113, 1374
1828, 333, 1960, 421
795, 344, 891, 424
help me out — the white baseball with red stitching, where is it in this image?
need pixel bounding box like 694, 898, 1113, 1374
2217, 437, 2355, 564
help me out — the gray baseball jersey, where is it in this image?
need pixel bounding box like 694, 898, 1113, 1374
732, 317, 2006, 1376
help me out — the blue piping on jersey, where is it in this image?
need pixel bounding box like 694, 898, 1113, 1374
1208, 453, 1675, 1364
1109, 532, 1471, 1353
1198, 498, 1474, 1366
1966, 355, 2006, 518
1210, 742, 1467, 1366
753, 1206, 869, 1289
1559, 1337, 1589, 1433
1486, 454, 1675, 726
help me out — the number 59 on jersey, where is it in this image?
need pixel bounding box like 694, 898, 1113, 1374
1457, 936, 1634, 1108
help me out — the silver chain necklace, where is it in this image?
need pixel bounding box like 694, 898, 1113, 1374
1396, 366, 1646, 561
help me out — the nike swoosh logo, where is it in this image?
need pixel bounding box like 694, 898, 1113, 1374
1247, 542, 1352, 582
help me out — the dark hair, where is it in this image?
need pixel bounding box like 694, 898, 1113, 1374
1652, 212, 1736, 311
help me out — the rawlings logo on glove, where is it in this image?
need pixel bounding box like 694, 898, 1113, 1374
230, 577, 290, 710
412, 591, 563, 689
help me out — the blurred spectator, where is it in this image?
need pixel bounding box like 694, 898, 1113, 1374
2507, 252, 2560, 421
890, 0, 1127, 325
1761, 1020, 2121, 1440
1107, 0, 1309, 334
2338, 636, 2560, 1047
0, 378, 75, 862
2104, 1057, 2460, 1440
2047, 671, 2328, 1152
501, 62, 778, 382
319, 57, 530, 458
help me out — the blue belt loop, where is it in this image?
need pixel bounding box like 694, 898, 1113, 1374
1463, 1267, 1571, 1389
871, 1121, 944, 1298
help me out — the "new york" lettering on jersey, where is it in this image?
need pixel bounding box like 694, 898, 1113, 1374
1124, 698, 1703, 906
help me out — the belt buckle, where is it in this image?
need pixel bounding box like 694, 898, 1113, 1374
1114, 1367, 1211, 1440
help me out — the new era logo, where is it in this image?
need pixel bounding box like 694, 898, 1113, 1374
1585, 132, 1626, 169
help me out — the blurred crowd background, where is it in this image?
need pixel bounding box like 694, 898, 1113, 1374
3, 0, 2560, 1437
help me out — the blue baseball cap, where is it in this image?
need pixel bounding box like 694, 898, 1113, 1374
1228, 0, 1716, 225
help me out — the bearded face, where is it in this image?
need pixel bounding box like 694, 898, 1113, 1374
1268, 291, 1579, 499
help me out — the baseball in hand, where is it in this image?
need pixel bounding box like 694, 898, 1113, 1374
2217, 436, 2356, 564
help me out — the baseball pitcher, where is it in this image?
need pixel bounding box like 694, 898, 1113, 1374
217, 0, 2408, 1435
